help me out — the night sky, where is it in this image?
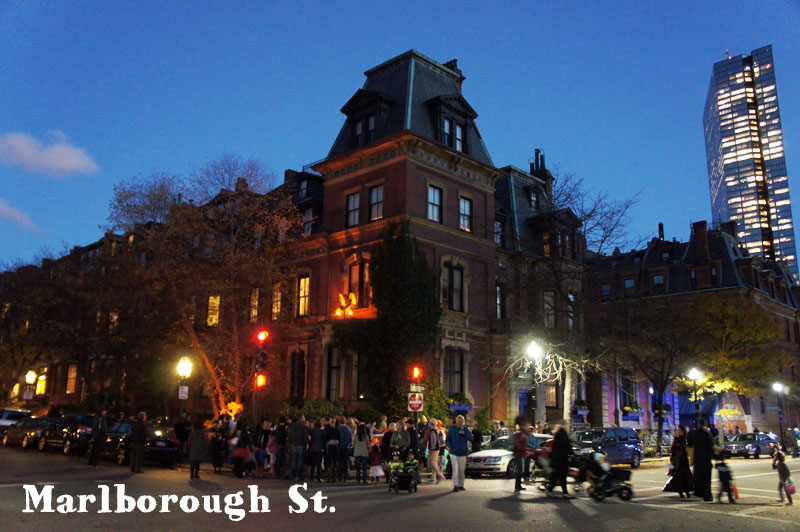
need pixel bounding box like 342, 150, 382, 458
1, 1, 798, 265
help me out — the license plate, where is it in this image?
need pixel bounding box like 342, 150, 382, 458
156, 441, 166, 447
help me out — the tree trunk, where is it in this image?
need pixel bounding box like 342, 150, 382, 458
562, 369, 573, 422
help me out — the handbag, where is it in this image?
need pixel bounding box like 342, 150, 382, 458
786, 478, 796, 495
232, 446, 252, 460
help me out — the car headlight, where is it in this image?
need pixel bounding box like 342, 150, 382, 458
484, 457, 501, 464
745, 444, 754, 450
580, 447, 592, 454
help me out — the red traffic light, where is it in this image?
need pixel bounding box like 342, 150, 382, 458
256, 330, 269, 343
255, 373, 267, 387
411, 366, 422, 381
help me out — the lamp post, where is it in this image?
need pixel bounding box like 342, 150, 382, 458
773, 382, 787, 451
176, 356, 193, 415
24, 370, 36, 409
526, 341, 545, 426
688, 368, 702, 428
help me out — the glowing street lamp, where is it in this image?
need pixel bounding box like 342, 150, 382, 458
25, 370, 37, 385
688, 368, 702, 427
526, 341, 544, 362
773, 382, 788, 451
24, 370, 36, 409
176, 357, 193, 379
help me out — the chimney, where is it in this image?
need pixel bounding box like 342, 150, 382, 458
658, 223, 664, 240
720, 221, 738, 240
443, 59, 465, 93
235, 177, 248, 192
539, 152, 545, 171
692, 221, 709, 260
531, 149, 541, 173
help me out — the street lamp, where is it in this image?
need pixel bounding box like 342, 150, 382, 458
526, 341, 544, 362
24, 370, 36, 409
176, 357, 193, 414
773, 382, 788, 451
688, 368, 703, 428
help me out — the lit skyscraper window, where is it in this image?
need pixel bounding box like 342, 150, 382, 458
703, 45, 797, 280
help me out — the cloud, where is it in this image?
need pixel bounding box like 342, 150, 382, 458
0, 131, 100, 177
0, 198, 40, 233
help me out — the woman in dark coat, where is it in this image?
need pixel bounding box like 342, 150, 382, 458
186, 421, 207, 480
692, 420, 715, 501
663, 425, 694, 498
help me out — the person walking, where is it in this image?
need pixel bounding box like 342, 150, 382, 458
88, 406, 108, 467
513, 417, 531, 492
546, 420, 572, 498
715, 456, 735, 503
353, 424, 370, 484
471, 423, 483, 454
187, 420, 207, 480
663, 424, 694, 498
693, 419, 715, 501
446, 415, 474, 492
425, 418, 445, 484
289, 415, 309, 481
773, 451, 794, 505
232, 421, 254, 478
130, 411, 148, 473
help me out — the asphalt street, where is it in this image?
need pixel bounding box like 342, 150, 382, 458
1, 445, 798, 532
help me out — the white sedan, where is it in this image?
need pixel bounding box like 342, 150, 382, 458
466, 434, 551, 477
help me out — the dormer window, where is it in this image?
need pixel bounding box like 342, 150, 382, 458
455, 123, 463, 152
299, 180, 308, 198
354, 115, 375, 147
442, 118, 452, 146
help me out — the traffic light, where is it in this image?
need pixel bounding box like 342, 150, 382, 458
411, 366, 423, 381
255, 373, 267, 387
255, 351, 267, 371
256, 330, 269, 343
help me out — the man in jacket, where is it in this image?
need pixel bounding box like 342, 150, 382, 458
693, 419, 715, 501
130, 411, 148, 473
513, 418, 531, 491
88, 407, 108, 467
289, 415, 309, 481
337, 418, 353, 482
446, 415, 474, 492
272, 417, 287, 478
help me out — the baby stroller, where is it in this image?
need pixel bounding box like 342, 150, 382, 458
387, 452, 418, 494
585, 453, 633, 501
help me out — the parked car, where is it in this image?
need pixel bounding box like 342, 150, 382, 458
0, 408, 30, 435
99, 421, 178, 467
570, 427, 643, 468
37, 413, 95, 455
722, 432, 778, 459
466, 433, 551, 477
1, 416, 57, 448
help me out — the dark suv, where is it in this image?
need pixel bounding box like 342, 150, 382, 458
570, 427, 643, 468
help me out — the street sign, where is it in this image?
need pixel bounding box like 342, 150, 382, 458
410, 384, 424, 393
22, 391, 33, 400
178, 386, 189, 400
408, 392, 423, 412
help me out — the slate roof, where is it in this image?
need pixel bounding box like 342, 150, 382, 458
326, 50, 493, 167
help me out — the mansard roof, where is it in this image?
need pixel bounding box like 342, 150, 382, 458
326, 50, 493, 167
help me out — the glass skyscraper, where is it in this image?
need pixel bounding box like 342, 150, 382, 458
703, 45, 797, 280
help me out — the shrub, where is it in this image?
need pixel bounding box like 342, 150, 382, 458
473, 407, 492, 435
349, 408, 385, 424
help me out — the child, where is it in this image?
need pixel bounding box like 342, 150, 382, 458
368, 444, 384, 483
773, 451, 794, 505
404, 450, 421, 483
714, 457, 735, 503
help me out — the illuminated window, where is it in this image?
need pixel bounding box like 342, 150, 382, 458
346, 192, 359, 228
249, 289, 259, 323
296, 275, 310, 317
109, 311, 118, 332
271, 284, 281, 320
459, 197, 472, 232
207, 296, 220, 327
65, 363, 78, 395
35, 374, 47, 396
349, 262, 370, 308
545, 384, 558, 407
427, 185, 442, 223
369, 185, 383, 221
543, 232, 551, 257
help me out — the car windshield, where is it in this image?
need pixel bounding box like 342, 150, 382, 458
570, 430, 605, 443
731, 434, 756, 442
31, 418, 54, 428
489, 437, 513, 450
2, 411, 29, 421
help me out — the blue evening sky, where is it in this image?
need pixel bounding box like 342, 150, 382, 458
1, 1, 799, 265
